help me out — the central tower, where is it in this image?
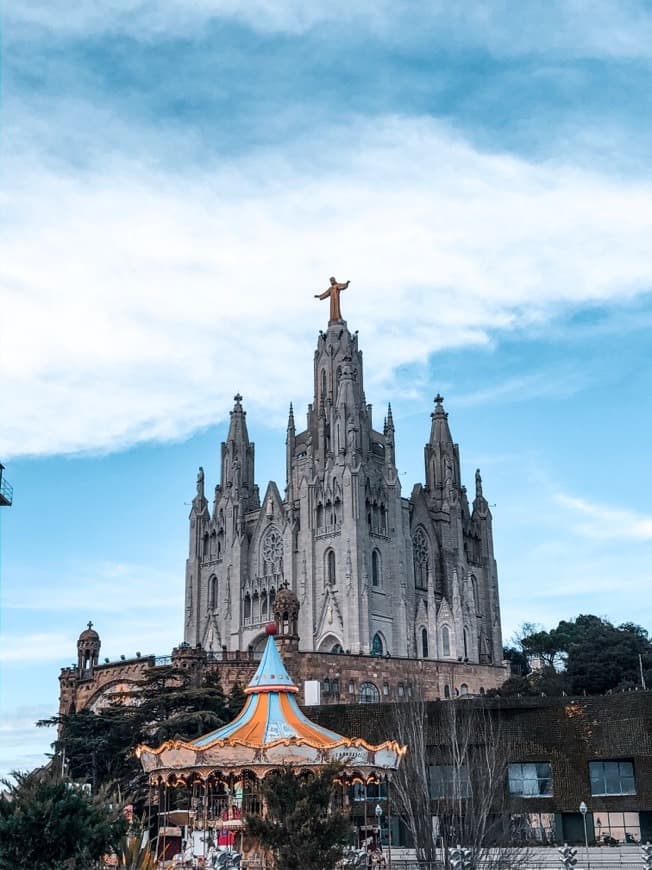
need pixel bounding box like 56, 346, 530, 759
287, 318, 409, 654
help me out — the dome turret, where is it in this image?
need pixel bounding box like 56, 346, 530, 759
272, 584, 300, 648
77, 621, 101, 675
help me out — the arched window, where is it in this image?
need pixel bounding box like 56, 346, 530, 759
380, 504, 387, 532
460, 683, 469, 696
442, 625, 451, 657
331, 643, 343, 654
209, 576, 218, 610
321, 369, 327, 403
471, 575, 479, 611
360, 682, 380, 704
412, 528, 429, 590
244, 594, 251, 621
316, 503, 324, 529
444, 684, 451, 699
371, 550, 381, 587
463, 626, 470, 660
421, 627, 429, 658
326, 550, 336, 586
261, 591, 268, 619
371, 633, 384, 656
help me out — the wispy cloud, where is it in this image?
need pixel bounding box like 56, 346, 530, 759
3, 116, 652, 457
456, 368, 587, 407
555, 493, 652, 541
0, 706, 56, 780
3, 561, 181, 615
8, 0, 652, 60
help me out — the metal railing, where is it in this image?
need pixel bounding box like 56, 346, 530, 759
0, 470, 12, 506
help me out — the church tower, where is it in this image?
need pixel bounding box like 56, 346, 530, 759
287, 318, 411, 654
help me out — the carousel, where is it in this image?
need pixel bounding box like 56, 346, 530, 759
137, 594, 406, 868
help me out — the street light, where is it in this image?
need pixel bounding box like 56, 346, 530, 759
579, 802, 590, 870
375, 803, 383, 853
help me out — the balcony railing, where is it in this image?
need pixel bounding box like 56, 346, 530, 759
0, 467, 12, 507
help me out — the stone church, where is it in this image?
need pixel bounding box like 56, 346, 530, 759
184, 297, 503, 666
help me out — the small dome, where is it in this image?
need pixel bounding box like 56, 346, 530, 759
273, 586, 299, 612
78, 621, 99, 642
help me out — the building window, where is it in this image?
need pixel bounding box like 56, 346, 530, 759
382, 682, 389, 696
326, 550, 336, 585
471, 574, 479, 611
463, 626, 470, 659
589, 760, 636, 796
594, 812, 641, 845
421, 628, 429, 658
372, 550, 381, 587
412, 528, 429, 590
508, 763, 553, 797
322, 678, 331, 696
397, 682, 404, 697
243, 594, 251, 621
261, 591, 268, 618
348, 679, 355, 694
331, 678, 340, 697
442, 626, 451, 657
371, 633, 384, 656
444, 684, 451, 699
429, 765, 471, 799
359, 682, 380, 704
511, 813, 556, 845
209, 575, 218, 610
459, 683, 468, 696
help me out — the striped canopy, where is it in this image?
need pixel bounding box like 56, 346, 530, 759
137, 634, 406, 779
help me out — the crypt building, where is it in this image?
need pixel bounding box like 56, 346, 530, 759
184, 312, 503, 667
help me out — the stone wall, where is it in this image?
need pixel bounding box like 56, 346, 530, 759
59, 645, 508, 714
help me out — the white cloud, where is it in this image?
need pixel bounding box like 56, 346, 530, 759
3, 115, 652, 457
555, 493, 652, 541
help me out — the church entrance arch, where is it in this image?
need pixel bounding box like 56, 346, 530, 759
318, 634, 344, 654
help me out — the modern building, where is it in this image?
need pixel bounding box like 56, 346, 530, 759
313, 692, 652, 848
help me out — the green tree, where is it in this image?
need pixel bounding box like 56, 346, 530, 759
38, 667, 232, 800
246, 764, 349, 870
511, 614, 652, 696
0, 769, 127, 870
227, 681, 247, 719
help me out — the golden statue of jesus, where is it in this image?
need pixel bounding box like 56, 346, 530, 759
314, 276, 350, 322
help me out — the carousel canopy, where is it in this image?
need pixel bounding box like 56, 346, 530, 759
136, 628, 406, 780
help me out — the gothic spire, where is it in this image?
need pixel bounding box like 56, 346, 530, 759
429, 393, 454, 446
220, 393, 256, 507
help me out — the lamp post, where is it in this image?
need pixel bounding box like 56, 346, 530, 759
375, 803, 383, 854
579, 801, 590, 870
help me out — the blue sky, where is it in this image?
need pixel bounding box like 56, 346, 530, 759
2, 0, 652, 777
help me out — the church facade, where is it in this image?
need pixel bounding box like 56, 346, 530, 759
184, 311, 503, 667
